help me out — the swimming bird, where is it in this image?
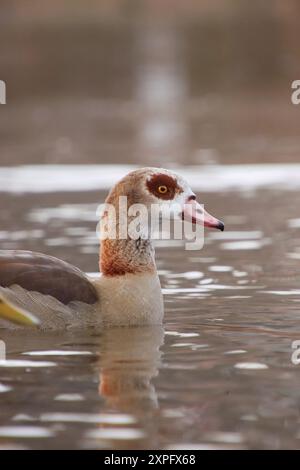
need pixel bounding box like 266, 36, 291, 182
0, 167, 224, 329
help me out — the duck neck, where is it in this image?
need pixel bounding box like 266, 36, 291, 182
98, 208, 163, 326
100, 237, 156, 277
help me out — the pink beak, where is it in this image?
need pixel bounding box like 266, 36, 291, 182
182, 199, 224, 231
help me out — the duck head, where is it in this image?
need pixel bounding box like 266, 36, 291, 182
102, 167, 224, 232
100, 167, 224, 276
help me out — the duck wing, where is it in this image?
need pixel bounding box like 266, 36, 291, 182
0, 250, 99, 327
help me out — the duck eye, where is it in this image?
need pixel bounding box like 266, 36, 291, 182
158, 185, 168, 194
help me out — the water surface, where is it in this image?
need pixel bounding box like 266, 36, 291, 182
1, 166, 300, 450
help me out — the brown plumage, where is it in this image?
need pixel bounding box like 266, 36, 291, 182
100, 238, 155, 276
0, 250, 98, 305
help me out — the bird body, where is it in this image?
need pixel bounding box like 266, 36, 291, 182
0, 167, 224, 329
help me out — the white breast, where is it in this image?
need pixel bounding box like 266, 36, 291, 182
93, 272, 164, 327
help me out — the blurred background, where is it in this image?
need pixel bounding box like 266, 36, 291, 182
1, 0, 300, 167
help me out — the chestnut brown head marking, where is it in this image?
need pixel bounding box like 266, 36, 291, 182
146, 173, 183, 200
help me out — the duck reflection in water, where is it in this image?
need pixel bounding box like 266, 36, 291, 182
97, 326, 164, 410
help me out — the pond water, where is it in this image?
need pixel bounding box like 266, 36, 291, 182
1, 164, 300, 450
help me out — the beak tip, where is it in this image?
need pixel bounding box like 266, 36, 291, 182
218, 221, 225, 232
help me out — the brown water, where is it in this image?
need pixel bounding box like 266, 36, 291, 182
1, 0, 300, 450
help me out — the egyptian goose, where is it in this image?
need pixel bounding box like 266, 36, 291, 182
0, 167, 224, 329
